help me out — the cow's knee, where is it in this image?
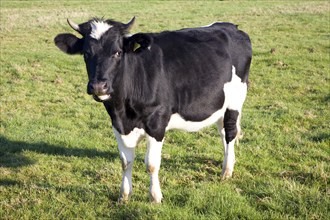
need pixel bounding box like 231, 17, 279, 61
119, 151, 134, 171
121, 159, 132, 171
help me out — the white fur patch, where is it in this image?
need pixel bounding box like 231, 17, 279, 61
223, 66, 247, 111
113, 127, 145, 148
166, 109, 226, 132
98, 94, 110, 100
222, 139, 236, 179
145, 135, 163, 170
145, 135, 163, 203
166, 65, 247, 132
124, 33, 133, 38
113, 127, 136, 202
201, 22, 217, 28
90, 20, 112, 40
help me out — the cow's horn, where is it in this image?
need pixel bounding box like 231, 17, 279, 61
67, 19, 80, 32
125, 16, 135, 32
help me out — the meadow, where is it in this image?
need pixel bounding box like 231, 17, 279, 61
0, 1, 329, 219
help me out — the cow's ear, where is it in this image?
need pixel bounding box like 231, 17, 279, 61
124, 33, 153, 53
54, 33, 84, 55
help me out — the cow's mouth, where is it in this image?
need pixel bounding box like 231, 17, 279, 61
93, 94, 111, 102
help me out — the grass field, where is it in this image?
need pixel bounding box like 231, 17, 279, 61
1, 1, 329, 219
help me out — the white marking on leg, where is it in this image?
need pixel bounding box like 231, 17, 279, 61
216, 119, 226, 153
115, 127, 145, 148
217, 118, 236, 179
222, 139, 236, 180
145, 135, 163, 203
236, 112, 243, 145
90, 20, 112, 40
113, 128, 139, 202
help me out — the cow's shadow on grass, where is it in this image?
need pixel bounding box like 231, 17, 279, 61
1, 134, 225, 203
0, 177, 120, 203
0, 135, 118, 168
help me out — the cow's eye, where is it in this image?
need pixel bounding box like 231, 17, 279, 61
114, 51, 121, 58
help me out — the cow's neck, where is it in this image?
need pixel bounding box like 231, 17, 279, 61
118, 54, 155, 104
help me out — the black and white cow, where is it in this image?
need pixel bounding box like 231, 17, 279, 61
54, 17, 252, 203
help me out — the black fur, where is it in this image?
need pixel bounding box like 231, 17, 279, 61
224, 109, 239, 144
54, 34, 84, 54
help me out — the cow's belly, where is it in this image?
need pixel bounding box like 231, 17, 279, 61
166, 108, 225, 132
166, 66, 247, 132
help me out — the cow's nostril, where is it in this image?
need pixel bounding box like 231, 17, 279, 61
89, 81, 109, 96
101, 82, 108, 90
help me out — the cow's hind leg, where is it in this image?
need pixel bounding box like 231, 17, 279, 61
219, 66, 247, 180
219, 109, 240, 180
145, 135, 163, 203
217, 118, 226, 153
236, 113, 244, 145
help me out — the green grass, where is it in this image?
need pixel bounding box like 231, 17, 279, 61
1, 1, 329, 219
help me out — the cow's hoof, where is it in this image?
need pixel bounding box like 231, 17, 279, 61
221, 168, 233, 180
237, 131, 244, 139
150, 191, 162, 204
118, 198, 128, 204
117, 196, 129, 204
118, 192, 131, 204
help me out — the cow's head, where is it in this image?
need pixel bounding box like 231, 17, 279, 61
54, 17, 151, 102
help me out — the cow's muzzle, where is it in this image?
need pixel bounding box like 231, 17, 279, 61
92, 94, 111, 102
87, 81, 111, 102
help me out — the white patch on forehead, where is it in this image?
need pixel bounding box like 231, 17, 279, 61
90, 20, 112, 40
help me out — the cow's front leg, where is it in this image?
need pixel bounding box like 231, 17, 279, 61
118, 145, 135, 202
113, 128, 143, 203
145, 135, 164, 203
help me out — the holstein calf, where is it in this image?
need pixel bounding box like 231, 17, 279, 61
54, 17, 252, 203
